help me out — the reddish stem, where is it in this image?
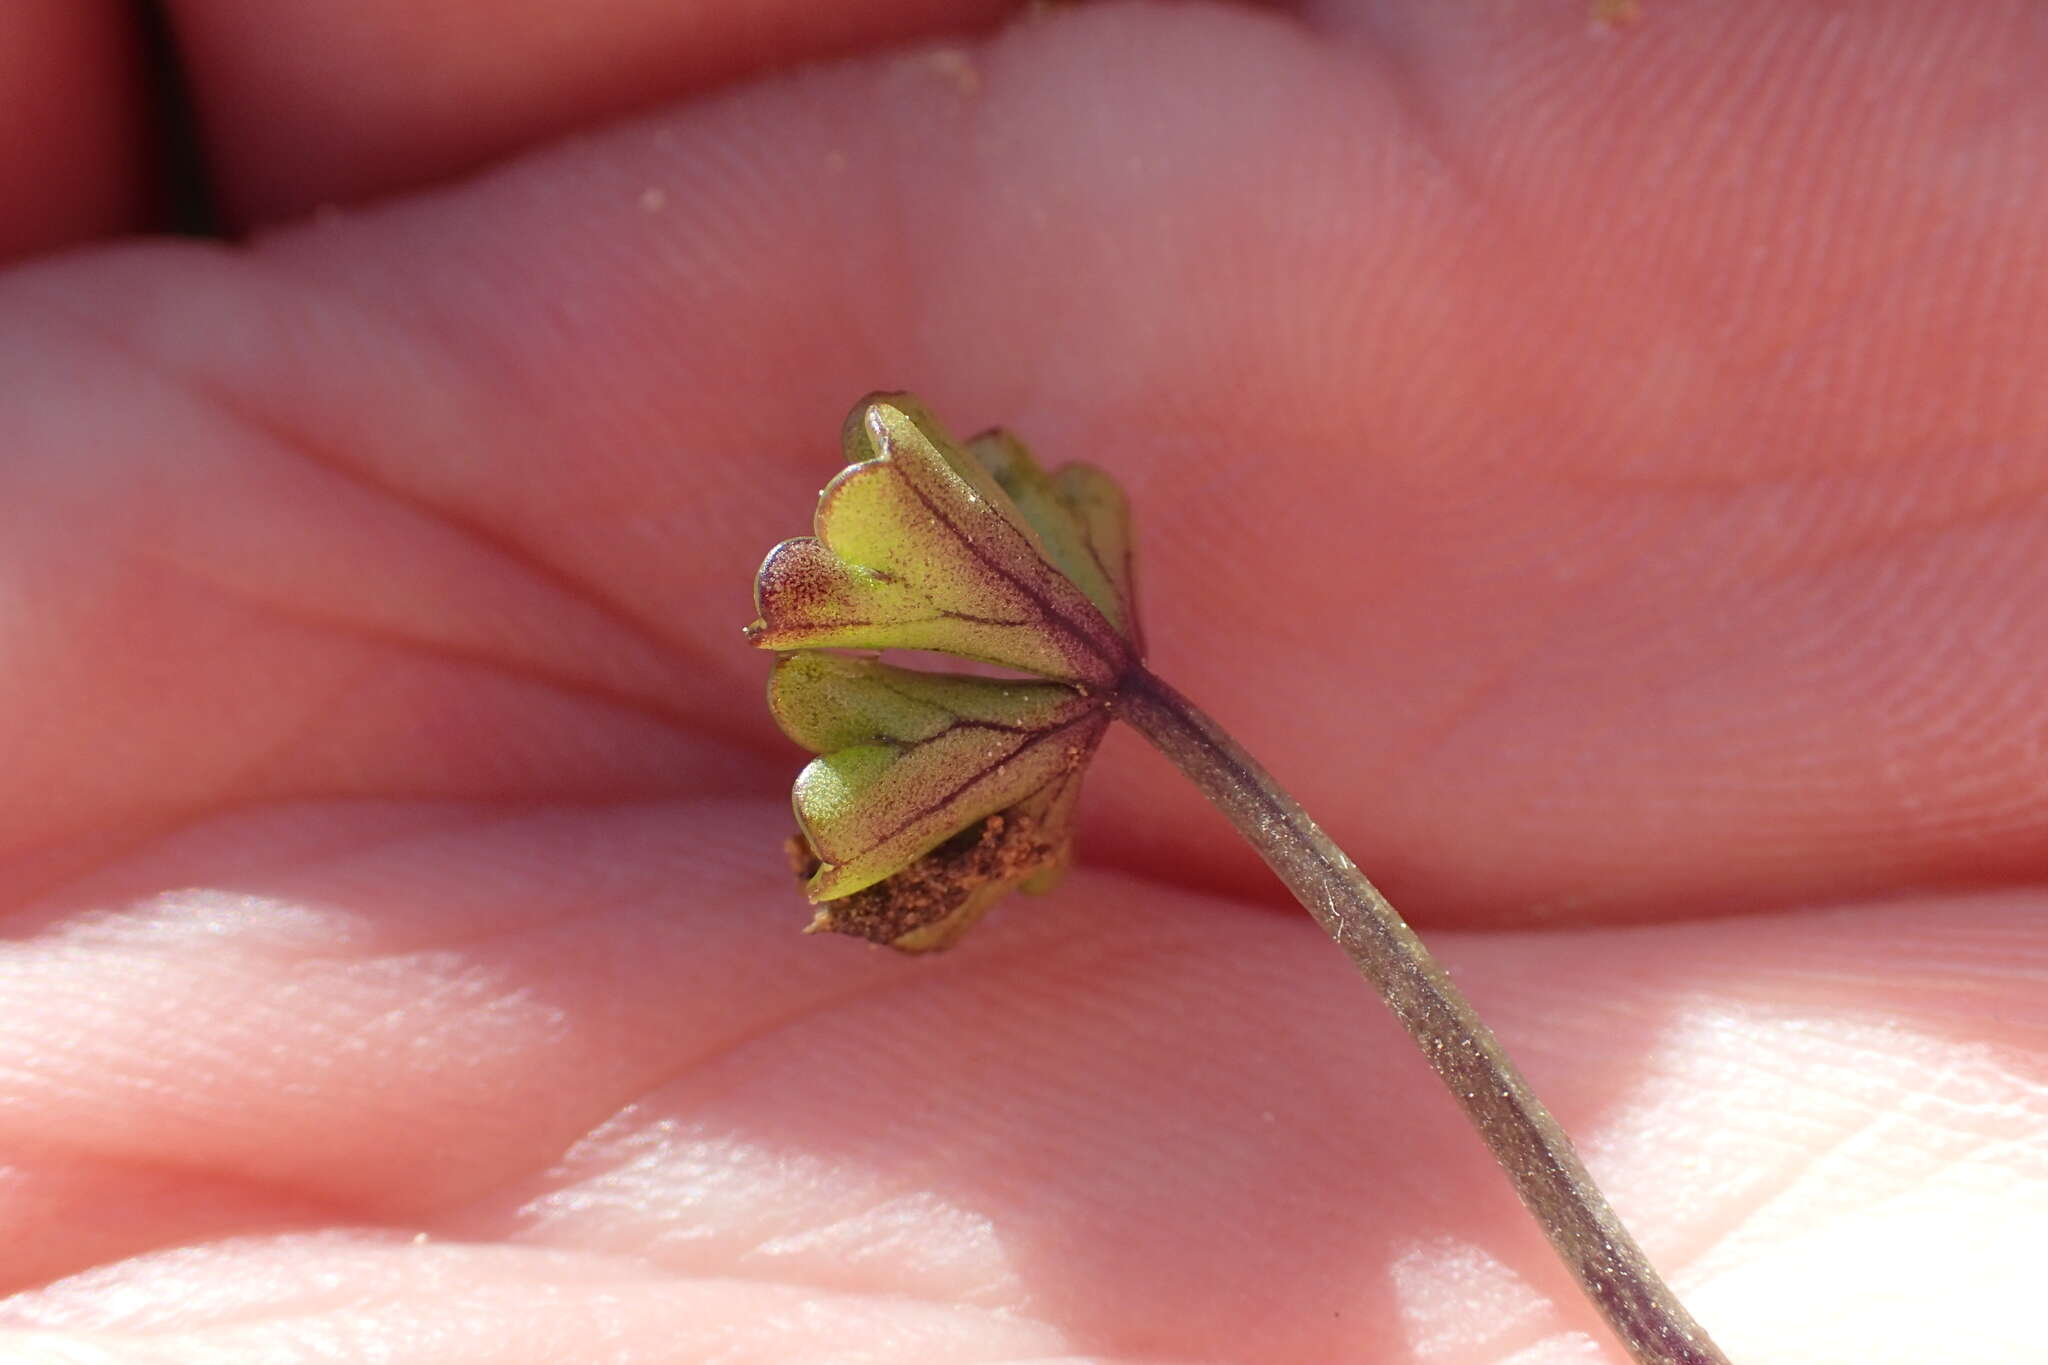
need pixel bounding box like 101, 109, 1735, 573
1117, 667, 1731, 1365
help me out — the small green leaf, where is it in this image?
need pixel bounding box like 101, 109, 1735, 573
768, 652, 1108, 903
747, 394, 1137, 687
963, 430, 1141, 650
769, 649, 1090, 752
749, 395, 1141, 950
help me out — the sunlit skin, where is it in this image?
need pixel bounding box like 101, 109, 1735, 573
1, 3, 2043, 1362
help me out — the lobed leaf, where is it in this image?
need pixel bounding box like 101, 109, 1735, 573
769, 653, 1110, 902
749, 395, 1143, 950
964, 430, 1141, 652
747, 394, 1138, 687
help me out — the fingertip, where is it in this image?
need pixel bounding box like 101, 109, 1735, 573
0, 0, 152, 265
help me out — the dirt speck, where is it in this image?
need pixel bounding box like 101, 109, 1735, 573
1590, 0, 1642, 30
791, 812, 1053, 952
917, 48, 982, 98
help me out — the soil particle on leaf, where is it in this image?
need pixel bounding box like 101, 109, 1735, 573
790, 812, 1054, 951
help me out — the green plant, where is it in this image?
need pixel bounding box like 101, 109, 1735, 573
747, 394, 1732, 1365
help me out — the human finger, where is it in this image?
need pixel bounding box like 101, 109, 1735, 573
0, 0, 150, 263
162, 0, 1021, 225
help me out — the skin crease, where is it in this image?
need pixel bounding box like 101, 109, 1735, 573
0, 0, 2043, 1360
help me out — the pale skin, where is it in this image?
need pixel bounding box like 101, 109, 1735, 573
0, 2, 2043, 1361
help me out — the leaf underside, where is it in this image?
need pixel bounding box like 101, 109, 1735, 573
749, 394, 1138, 949
748, 395, 1138, 687
769, 652, 1107, 903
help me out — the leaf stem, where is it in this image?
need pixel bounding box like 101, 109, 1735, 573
1116, 667, 1731, 1365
